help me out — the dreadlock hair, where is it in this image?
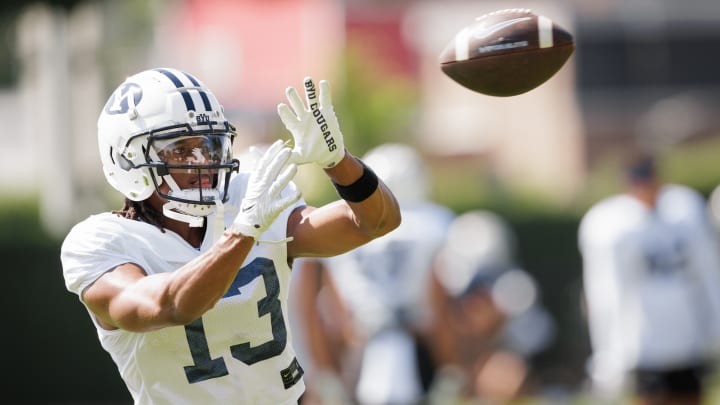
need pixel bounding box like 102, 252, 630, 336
112, 198, 167, 232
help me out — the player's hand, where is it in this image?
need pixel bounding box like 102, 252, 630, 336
232, 140, 301, 239
277, 77, 346, 169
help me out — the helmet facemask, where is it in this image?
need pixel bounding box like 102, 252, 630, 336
129, 121, 239, 226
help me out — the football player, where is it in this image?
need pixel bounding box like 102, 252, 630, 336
579, 152, 720, 405
60, 68, 400, 405
289, 143, 455, 405
429, 209, 554, 404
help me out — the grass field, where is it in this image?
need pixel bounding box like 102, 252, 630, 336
427, 368, 720, 405
515, 371, 720, 405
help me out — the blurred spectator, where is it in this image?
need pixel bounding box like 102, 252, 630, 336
289, 143, 455, 404
428, 210, 555, 404
578, 151, 720, 405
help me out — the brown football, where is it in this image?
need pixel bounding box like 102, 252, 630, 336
439, 9, 575, 97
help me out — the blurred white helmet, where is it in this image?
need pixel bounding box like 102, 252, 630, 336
436, 210, 517, 297
362, 143, 429, 205
97, 68, 239, 225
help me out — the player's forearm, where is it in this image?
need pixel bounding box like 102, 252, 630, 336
348, 182, 401, 238
162, 231, 255, 325
325, 153, 401, 238
105, 230, 259, 332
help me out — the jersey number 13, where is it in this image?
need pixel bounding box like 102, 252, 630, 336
182, 258, 287, 383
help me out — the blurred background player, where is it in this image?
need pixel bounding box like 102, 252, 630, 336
289, 143, 455, 405
578, 151, 720, 405
429, 209, 555, 404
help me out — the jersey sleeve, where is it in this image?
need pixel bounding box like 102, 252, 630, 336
60, 215, 136, 298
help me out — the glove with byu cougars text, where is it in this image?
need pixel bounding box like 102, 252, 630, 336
277, 77, 346, 169
232, 140, 301, 240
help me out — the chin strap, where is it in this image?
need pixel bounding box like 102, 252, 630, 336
164, 194, 294, 246
161, 199, 226, 245
162, 202, 205, 227
159, 172, 217, 230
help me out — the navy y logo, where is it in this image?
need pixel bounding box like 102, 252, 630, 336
104, 83, 143, 115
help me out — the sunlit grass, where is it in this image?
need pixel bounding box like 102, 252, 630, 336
427, 367, 720, 405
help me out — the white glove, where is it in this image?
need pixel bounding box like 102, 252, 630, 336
232, 140, 301, 240
277, 77, 346, 169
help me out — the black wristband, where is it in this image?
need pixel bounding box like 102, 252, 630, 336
333, 161, 379, 203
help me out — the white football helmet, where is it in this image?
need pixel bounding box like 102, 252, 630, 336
98, 68, 239, 225
362, 143, 429, 205
436, 210, 518, 297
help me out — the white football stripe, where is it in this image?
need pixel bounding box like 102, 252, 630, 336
472, 17, 531, 39
538, 16, 553, 48
455, 27, 471, 61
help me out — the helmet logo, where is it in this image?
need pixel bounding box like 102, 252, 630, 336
196, 113, 210, 124
104, 83, 143, 115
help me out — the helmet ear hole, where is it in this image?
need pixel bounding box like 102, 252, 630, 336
115, 151, 133, 171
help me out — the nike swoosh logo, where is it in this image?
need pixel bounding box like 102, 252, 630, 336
242, 204, 255, 213
472, 17, 531, 39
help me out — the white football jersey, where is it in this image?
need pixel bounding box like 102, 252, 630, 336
323, 201, 455, 336
61, 173, 306, 405
579, 184, 720, 394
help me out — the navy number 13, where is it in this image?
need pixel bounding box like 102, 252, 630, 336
182, 258, 286, 383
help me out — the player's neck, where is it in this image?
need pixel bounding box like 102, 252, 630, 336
629, 187, 659, 209
166, 219, 206, 248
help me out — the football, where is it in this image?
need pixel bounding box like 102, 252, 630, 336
439, 9, 575, 97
